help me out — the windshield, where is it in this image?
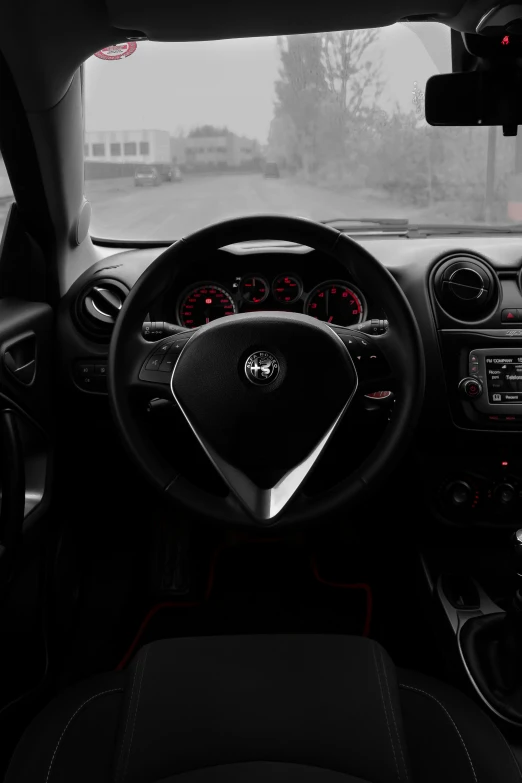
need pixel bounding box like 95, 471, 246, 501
84, 24, 522, 240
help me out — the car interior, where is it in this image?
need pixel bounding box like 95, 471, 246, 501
3, 0, 522, 781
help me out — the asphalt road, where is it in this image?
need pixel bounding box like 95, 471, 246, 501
86, 173, 410, 241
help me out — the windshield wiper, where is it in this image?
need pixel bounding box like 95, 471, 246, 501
410, 223, 522, 235
323, 218, 409, 230
322, 219, 522, 236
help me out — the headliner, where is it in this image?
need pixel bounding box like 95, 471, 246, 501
0, 0, 498, 111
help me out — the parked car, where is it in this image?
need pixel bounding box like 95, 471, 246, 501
134, 165, 162, 186
264, 161, 280, 178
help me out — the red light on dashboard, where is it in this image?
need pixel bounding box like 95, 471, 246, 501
205, 298, 212, 304
502, 461, 509, 466
502, 35, 510, 45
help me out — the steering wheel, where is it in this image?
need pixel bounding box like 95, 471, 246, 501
109, 215, 424, 527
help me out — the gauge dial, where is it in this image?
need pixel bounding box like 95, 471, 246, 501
239, 275, 269, 304
305, 281, 365, 326
272, 274, 302, 304
179, 284, 236, 328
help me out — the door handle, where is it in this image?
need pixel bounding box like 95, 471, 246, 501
2, 332, 36, 385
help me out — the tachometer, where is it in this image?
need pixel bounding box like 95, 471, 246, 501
179, 283, 236, 328
305, 281, 366, 327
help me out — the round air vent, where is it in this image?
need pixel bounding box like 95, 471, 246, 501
75, 279, 129, 341
433, 255, 497, 321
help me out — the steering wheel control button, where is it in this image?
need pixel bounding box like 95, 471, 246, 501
145, 355, 163, 371
155, 343, 172, 354
159, 355, 176, 373
459, 377, 483, 398
244, 351, 280, 385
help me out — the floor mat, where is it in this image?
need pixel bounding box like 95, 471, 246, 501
116, 538, 372, 669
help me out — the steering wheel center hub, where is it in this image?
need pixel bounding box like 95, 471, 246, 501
244, 350, 280, 385
170, 311, 357, 521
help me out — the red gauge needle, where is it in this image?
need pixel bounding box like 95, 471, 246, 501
328, 316, 333, 323
206, 317, 209, 324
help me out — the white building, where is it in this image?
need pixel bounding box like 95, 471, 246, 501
85, 130, 171, 165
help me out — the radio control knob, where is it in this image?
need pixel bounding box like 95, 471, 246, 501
458, 377, 483, 399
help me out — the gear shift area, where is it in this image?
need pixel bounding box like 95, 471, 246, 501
438, 529, 522, 725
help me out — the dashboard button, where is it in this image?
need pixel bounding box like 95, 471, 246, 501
469, 363, 479, 374
459, 377, 483, 398
77, 375, 96, 390
95, 364, 107, 376
502, 309, 520, 323
76, 363, 94, 376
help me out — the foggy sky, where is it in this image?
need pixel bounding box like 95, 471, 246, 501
84, 23, 451, 143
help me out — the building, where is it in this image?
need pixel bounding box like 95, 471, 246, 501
85, 130, 171, 166
181, 133, 261, 170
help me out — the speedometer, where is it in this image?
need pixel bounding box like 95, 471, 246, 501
305, 281, 366, 327
179, 283, 236, 328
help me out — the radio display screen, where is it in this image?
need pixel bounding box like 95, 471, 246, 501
485, 355, 522, 403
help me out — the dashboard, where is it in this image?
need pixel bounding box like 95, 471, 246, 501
177, 274, 366, 329
161, 251, 384, 329
58, 234, 522, 531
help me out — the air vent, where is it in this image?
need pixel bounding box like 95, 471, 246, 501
433, 255, 497, 321
75, 279, 129, 341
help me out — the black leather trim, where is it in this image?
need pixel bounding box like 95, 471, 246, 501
5, 639, 522, 783
5, 672, 125, 783
114, 635, 410, 783
155, 761, 371, 782
398, 668, 522, 783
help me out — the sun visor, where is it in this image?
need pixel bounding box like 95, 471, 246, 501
105, 0, 455, 41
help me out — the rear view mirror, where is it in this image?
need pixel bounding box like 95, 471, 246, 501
425, 70, 522, 130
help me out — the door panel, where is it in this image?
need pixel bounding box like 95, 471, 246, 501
0, 298, 53, 575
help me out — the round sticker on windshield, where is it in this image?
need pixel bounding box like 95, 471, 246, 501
94, 42, 137, 61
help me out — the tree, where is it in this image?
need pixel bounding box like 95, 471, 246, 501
188, 125, 230, 138
274, 34, 329, 177
273, 31, 382, 180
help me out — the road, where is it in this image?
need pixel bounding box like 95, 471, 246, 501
0, 173, 413, 243
86, 173, 411, 241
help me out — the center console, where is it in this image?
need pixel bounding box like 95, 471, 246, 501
427, 253, 522, 528
458, 344, 522, 423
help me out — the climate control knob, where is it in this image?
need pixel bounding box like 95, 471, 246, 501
494, 483, 517, 507
458, 377, 483, 399
444, 480, 473, 508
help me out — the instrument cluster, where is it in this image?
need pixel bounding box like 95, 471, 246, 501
177, 272, 368, 329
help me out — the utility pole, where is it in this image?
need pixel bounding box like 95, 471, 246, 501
508, 132, 522, 222
485, 126, 497, 223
